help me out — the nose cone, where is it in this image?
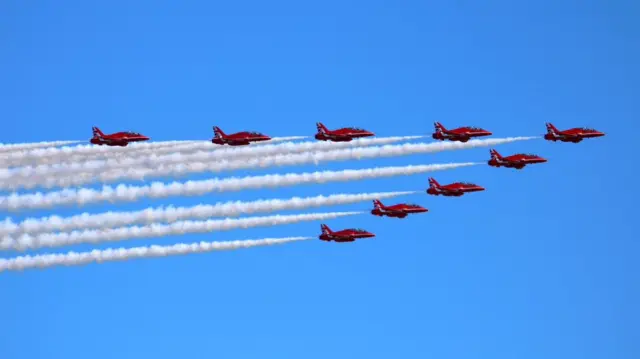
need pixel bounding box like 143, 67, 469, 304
592, 131, 605, 137
480, 130, 493, 136
474, 186, 486, 192
537, 157, 548, 163
417, 207, 429, 213
365, 232, 375, 238
140, 135, 150, 141
363, 131, 375, 137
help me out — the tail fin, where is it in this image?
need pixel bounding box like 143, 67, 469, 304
316, 122, 328, 134
489, 148, 502, 160
433, 121, 446, 133
428, 177, 439, 188
545, 122, 559, 135
372, 199, 384, 209
92, 126, 104, 138
320, 224, 333, 235
213, 126, 225, 139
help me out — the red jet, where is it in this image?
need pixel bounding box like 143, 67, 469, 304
432, 121, 492, 142
426, 177, 485, 197
90, 127, 150, 147
314, 122, 375, 142
211, 126, 271, 146
318, 224, 375, 242
544, 123, 605, 143
488, 149, 547, 170
370, 199, 428, 218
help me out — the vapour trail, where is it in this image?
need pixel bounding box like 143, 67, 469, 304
1, 136, 308, 167
0, 162, 478, 211
2, 136, 424, 183
0, 191, 416, 236
0, 236, 311, 272
1, 211, 361, 251
0, 140, 84, 153
0, 136, 533, 190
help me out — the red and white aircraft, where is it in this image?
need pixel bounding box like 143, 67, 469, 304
90, 127, 150, 147
431, 121, 492, 142
370, 199, 428, 218
211, 126, 271, 146
544, 123, 605, 143
314, 122, 375, 142
488, 149, 547, 170
318, 224, 375, 242
426, 177, 485, 197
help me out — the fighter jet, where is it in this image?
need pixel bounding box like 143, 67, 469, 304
211, 126, 271, 146
318, 224, 375, 242
90, 127, 150, 147
431, 121, 492, 142
314, 122, 375, 142
426, 177, 485, 196
544, 122, 605, 143
370, 199, 428, 218
487, 149, 547, 169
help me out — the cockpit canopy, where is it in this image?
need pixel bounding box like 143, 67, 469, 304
126, 132, 141, 136
247, 131, 264, 136
579, 127, 596, 132
352, 228, 367, 233
346, 127, 365, 131
456, 182, 476, 186
466, 126, 484, 131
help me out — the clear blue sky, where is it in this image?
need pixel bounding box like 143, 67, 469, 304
1, 1, 638, 358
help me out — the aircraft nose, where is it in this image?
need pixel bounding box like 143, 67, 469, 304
594, 131, 605, 137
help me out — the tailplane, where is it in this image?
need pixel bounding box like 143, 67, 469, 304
320, 224, 333, 235
545, 122, 559, 135
428, 177, 439, 188
433, 122, 446, 134
92, 126, 104, 138
213, 126, 226, 139
372, 199, 384, 209
316, 122, 328, 134
489, 148, 502, 160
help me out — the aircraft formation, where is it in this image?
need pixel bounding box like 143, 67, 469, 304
87, 121, 605, 244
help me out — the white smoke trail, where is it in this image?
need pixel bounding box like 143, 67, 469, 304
0, 140, 84, 153
0, 191, 416, 236
2, 136, 423, 184
0, 162, 478, 211
1, 211, 361, 250
1, 136, 308, 167
1, 140, 202, 167
0, 236, 311, 272
0, 137, 532, 190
